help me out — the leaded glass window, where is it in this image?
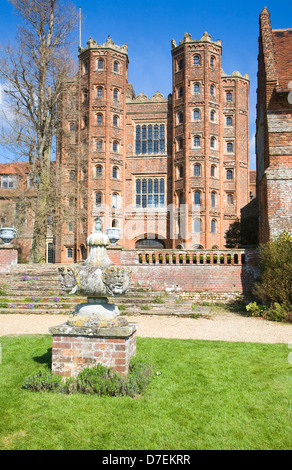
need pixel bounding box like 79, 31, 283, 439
135, 124, 165, 155
135, 177, 166, 208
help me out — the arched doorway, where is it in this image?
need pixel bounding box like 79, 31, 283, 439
80, 244, 87, 261
135, 238, 165, 249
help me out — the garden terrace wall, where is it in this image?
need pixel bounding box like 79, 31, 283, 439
107, 248, 259, 296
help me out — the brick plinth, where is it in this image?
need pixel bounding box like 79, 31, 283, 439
49, 322, 137, 379
0, 246, 18, 272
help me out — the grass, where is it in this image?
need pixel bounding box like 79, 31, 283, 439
0, 335, 291, 450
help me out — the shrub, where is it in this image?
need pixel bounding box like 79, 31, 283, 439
246, 301, 263, 317
23, 369, 63, 392
253, 232, 292, 306
246, 301, 292, 323
67, 363, 124, 396
23, 358, 154, 397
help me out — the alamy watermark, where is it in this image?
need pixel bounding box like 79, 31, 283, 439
93, 203, 203, 245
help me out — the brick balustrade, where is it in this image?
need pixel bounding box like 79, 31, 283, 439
107, 248, 259, 295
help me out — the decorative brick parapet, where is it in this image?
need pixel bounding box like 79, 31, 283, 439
50, 322, 137, 379
0, 245, 18, 272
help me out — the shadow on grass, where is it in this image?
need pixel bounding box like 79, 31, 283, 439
33, 348, 52, 369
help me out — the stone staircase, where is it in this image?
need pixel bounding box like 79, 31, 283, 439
0, 264, 212, 318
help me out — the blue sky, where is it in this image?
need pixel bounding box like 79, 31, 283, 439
0, 0, 291, 169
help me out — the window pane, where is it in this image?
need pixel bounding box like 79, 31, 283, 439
194, 83, 200, 93
154, 179, 159, 193
194, 219, 201, 232
194, 110, 200, 120
148, 179, 153, 193
136, 125, 141, 139
227, 142, 233, 152
148, 125, 152, 139
154, 125, 159, 139
211, 192, 215, 207
142, 125, 147, 140
142, 179, 147, 193
193, 55, 200, 66
194, 164, 200, 176
194, 136, 200, 147
136, 179, 141, 193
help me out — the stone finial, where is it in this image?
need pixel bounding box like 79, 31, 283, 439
232, 71, 242, 77
201, 31, 212, 42
261, 6, 270, 17
260, 6, 271, 27
183, 32, 192, 42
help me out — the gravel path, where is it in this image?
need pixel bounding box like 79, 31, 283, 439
0, 311, 291, 344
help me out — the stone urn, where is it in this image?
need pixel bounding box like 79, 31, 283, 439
104, 227, 122, 245
50, 217, 137, 378
58, 217, 131, 327
0, 226, 16, 244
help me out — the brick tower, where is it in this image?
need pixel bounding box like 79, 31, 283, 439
171, 32, 250, 249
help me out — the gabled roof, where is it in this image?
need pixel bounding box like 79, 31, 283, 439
0, 162, 31, 176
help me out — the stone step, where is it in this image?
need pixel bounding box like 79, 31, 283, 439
0, 264, 212, 318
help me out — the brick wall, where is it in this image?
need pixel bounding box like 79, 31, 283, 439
256, 8, 292, 243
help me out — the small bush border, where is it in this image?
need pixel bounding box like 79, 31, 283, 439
23, 357, 154, 398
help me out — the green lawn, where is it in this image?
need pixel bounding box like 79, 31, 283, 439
0, 335, 291, 450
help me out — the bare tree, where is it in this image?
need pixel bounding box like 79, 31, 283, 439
0, 0, 79, 262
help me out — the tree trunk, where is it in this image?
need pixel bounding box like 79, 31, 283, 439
29, 145, 51, 263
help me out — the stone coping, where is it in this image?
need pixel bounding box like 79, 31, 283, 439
49, 322, 138, 339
